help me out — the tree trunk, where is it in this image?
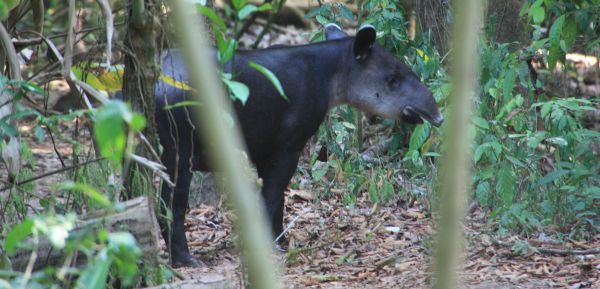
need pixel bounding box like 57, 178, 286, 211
9, 197, 161, 271
415, 0, 452, 57
122, 0, 160, 198
414, 0, 529, 57
485, 0, 529, 45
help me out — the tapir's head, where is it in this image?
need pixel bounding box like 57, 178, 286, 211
327, 24, 444, 127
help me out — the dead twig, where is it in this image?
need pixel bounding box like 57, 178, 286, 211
0, 157, 104, 192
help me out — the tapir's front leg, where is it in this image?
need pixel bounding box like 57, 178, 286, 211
160, 148, 201, 268
257, 150, 301, 241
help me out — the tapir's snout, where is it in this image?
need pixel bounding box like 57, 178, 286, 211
402, 105, 444, 127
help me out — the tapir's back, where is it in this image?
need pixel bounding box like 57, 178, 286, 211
154, 45, 338, 167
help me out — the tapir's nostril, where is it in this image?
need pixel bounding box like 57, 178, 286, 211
431, 114, 444, 127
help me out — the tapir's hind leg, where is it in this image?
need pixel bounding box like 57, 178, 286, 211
257, 150, 302, 242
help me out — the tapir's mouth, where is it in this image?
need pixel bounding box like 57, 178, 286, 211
402, 106, 444, 127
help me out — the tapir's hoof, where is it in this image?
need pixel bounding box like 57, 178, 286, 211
172, 255, 204, 268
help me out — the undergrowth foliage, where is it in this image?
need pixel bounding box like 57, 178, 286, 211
306, 0, 599, 238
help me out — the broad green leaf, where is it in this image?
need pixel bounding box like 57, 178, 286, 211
232, 0, 246, 11
223, 78, 249, 104
496, 166, 515, 208
503, 69, 517, 102
219, 39, 237, 64
0, 2, 8, 20
408, 123, 430, 151
545, 136, 568, 146
75, 250, 112, 289
526, 131, 547, 148
548, 15, 565, 70
475, 181, 491, 207
94, 101, 128, 165
5, 219, 34, 255
540, 102, 552, 119
257, 3, 272, 12
368, 179, 379, 203
538, 169, 569, 186
472, 116, 490, 130
562, 15, 577, 52
248, 61, 288, 101
238, 4, 258, 20
529, 5, 545, 24
5, 0, 19, 12
311, 162, 329, 181
107, 232, 141, 286
130, 114, 146, 131
338, 4, 354, 20
196, 5, 226, 32
474, 143, 489, 163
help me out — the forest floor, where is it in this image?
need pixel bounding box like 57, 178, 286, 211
11, 113, 599, 289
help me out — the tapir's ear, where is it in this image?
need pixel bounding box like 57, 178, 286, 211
324, 23, 347, 40
353, 25, 376, 61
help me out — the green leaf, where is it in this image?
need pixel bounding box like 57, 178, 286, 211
107, 232, 141, 286
548, 15, 565, 70
529, 5, 545, 24
197, 5, 226, 32
238, 4, 258, 20
540, 102, 552, 119
475, 181, 491, 207
496, 166, 515, 208
368, 179, 379, 203
338, 4, 354, 20
474, 143, 489, 163
5, 0, 19, 12
503, 69, 516, 102
472, 116, 490, 130
257, 3, 272, 12
545, 136, 568, 146
408, 124, 430, 151
130, 114, 146, 132
94, 101, 128, 165
538, 169, 569, 186
5, 219, 34, 255
163, 100, 202, 110
248, 61, 288, 101
223, 78, 249, 104
232, 0, 246, 11
562, 15, 577, 52
76, 250, 112, 289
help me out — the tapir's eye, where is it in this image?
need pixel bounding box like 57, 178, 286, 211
387, 75, 403, 90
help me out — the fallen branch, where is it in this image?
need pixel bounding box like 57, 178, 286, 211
10, 196, 161, 271
536, 247, 600, 256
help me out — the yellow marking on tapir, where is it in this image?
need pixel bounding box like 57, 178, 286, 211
160, 75, 194, 91
415, 48, 429, 62
71, 64, 194, 92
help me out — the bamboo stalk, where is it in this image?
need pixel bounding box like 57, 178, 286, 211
167, 1, 282, 288
433, 1, 483, 289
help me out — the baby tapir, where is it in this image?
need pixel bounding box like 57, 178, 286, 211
155, 24, 443, 267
